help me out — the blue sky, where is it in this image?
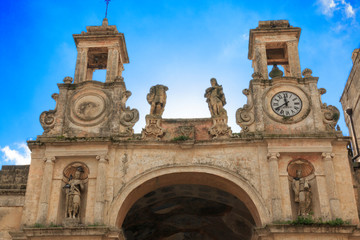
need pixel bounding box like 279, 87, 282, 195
1, 0, 359, 166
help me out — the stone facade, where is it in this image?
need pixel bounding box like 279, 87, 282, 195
341, 48, 360, 226
1, 20, 360, 239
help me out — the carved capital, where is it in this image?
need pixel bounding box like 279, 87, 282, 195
322, 152, 335, 160
267, 152, 280, 162
96, 155, 108, 163
43, 156, 56, 164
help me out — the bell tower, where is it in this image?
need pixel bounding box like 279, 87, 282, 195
73, 18, 129, 83
237, 20, 340, 134
248, 20, 301, 78
39, 19, 138, 138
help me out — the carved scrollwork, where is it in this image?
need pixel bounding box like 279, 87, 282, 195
39, 93, 59, 133
236, 89, 254, 132
321, 104, 340, 131
119, 108, 139, 136
142, 115, 164, 140
209, 116, 232, 139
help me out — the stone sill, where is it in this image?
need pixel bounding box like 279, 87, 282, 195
256, 224, 358, 235
30, 132, 345, 145
10, 226, 122, 238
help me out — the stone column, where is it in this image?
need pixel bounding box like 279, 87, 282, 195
321, 152, 341, 219
106, 48, 120, 82
253, 43, 268, 79
74, 47, 89, 83
267, 152, 282, 221
36, 156, 56, 224
286, 41, 301, 78
94, 155, 108, 224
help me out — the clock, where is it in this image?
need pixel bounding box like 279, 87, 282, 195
263, 84, 310, 124
271, 91, 302, 117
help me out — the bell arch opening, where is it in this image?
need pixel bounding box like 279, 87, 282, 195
111, 170, 268, 240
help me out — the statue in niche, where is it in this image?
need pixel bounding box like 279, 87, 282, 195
147, 85, 169, 117
204, 78, 227, 117
292, 169, 312, 216
64, 167, 84, 219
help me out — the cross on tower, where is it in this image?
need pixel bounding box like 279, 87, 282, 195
105, 0, 111, 18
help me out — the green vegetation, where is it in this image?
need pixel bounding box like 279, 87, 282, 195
49, 222, 62, 227
171, 135, 190, 141
32, 223, 46, 228
273, 215, 350, 226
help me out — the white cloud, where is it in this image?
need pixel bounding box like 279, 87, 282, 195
317, 0, 355, 18
318, 0, 337, 16
1, 143, 31, 165
344, 2, 355, 18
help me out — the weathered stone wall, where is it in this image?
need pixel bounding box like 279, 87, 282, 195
19, 133, 358, 229
0, 165, 29, 240
341, 49, 360, 154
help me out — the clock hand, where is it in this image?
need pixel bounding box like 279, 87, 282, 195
275, 102, 286, 111
284, 96, 289, 107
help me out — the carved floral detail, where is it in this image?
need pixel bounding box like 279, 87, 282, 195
142, 116, 165, 140
39, 93, 59, 133
209, 116, 232, 139
63, 76, 73, 84
302, 68, 313, 77
236, 89, 254, 132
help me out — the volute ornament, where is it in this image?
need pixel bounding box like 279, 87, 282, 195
236, 88, 255, 132
39, 93, 59, 133
118, 90, 139, 136
321, 104, 340, 131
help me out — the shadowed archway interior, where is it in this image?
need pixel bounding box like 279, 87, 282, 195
122, 184, 255, 240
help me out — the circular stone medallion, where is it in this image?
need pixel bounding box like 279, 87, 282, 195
69, 89, 110, 127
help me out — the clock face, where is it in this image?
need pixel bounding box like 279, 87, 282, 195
271, 91, 302, 117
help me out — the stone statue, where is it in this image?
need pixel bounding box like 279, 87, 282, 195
204, 78, 227, 117
147, 85, 169, 116
292, 169, 312, 216
64, 167, 84, 219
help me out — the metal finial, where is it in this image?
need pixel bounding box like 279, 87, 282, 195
105, 0, 111, 18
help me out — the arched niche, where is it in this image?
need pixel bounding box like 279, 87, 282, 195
287, 159, 320, 219
58, 162, 89, 225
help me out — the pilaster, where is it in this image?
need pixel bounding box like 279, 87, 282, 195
254, 43, 268, 79
321, 152, 341, 219
106, 48, 120, 82
286, 40, 301, 77
36, 156, 56, 224
74, 47, 89, 83
94, 155, 108, 224
267, 152, 282, 221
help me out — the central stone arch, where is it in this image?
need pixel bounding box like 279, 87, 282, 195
107, 165, 270, 238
